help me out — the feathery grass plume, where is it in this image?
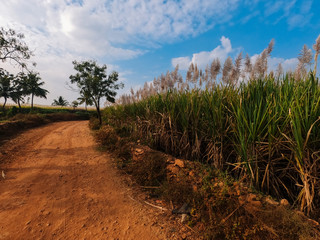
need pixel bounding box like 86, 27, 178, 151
153, 76, 160, 91
253, 39, 275, 78
210, 58, 221, 81
160, 73, 166, 92
129, 87, 136, 103
205, 58, 220, 89
204, 65, 209, 82
199, 75, 203, 87
182, 82, 189, 91
192, 63, 199, 84
199, 69, 204, 87
136, 89, 141, 101
268, 70, 274, 79
294, 62, 304, 81
171, 64, 183, 86
295, 44, 313, 80
244, 53, 252, 78
142, 82, 149, 99
222, 56, 234, 85
263, 39, 274, 75
299, 44, 313, 66
165, 70, 174, 89
171, 64, 179, 80
204, 65, 212, 89
252, 54, 263, 78
275, 63, 283, 79
267, 39, 274, 55
313, 34, 320, 76
230, 52, 242, 85
186, 62, 194, 83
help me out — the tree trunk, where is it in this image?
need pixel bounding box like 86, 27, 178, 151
31, 93, 34, 111
93, 98, 102, 125
2, 97, 7, 110
97, 106, 102, 125
18, 99, 21, 111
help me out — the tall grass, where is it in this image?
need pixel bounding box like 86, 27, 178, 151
103, 73, 320, 215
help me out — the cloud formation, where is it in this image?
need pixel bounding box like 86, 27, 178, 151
0, 0, 240, 59
172, 36, 233, 70
172, 37, 299, 77
0, 0, 315, 104
0, 0, 241, 104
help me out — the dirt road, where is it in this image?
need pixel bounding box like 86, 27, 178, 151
0, 121, 170, 240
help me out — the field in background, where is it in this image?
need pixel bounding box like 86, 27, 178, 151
0, 104, 95, 140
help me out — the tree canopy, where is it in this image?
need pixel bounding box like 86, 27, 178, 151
0, 27, 48, 112
69, 60, 123, 124
0, 27, 35, 69
52, 96, 69, 107
0, 68, 13, 109
25, 72, 48, 110
10, 72, 28, 109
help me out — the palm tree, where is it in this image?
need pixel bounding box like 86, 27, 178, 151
25, 72, 48, 110
0, 68, 13, 110
11, 72, 28, 110
52, 96, 69, 107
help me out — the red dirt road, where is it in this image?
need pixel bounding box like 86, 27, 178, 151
0, 121, 169, 240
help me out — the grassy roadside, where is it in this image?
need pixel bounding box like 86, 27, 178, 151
0, 106, 94, 142
90, 119, 320, 240
102, 74, 320, 218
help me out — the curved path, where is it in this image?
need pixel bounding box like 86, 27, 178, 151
0, 121, 168, 240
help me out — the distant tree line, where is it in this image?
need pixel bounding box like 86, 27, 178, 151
0, 27, 48, 111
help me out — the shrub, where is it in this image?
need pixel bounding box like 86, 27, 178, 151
89, 117, 101, 130
129, 151, 167, 187
6, 106, 18, 118
95, 125, 118, 149
113, 138, 132, 169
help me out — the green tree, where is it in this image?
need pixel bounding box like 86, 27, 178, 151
0, 68, 14, 109
0, 27, 35, 69
25, 72, 48, 110
11, 72, 28, 110
52, 96, 69, 107
71, 100, 79, 110
77, 89, 93, 111
69, 60, 123, 124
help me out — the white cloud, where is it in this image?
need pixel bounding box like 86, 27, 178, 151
260, 0, 316, 29
0, 0, 241, 105
287, 13, 313, 29
171, 36, 300, 84
172, 57, 192, 70
171, 36, 233, 70
264, 1, 284, 16
268, 57, 299, 72
300, 0, 313, 14
0, 0, 241, 56
249, 55, 298, 74
241, 10, 260, 24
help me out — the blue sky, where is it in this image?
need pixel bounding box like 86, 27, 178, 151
1, 0, 320, 105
